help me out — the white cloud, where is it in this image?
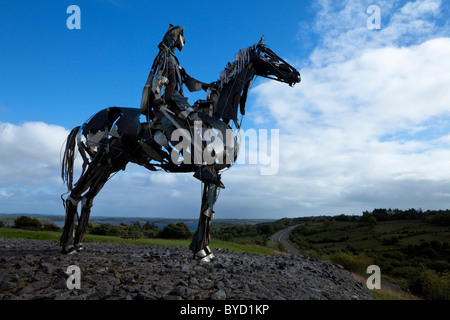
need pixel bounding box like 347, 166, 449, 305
308, 0, 447, 67
0, 122, 70, 213
0, 122, 68, 187
246, 0, 450, 216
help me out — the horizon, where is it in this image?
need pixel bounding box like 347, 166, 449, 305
1, 206, 446, 220
0, 212, 275, 220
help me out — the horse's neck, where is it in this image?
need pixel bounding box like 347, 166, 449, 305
219, 47, 253, 88
207, 46, 255, 125
210, 64, 253, 127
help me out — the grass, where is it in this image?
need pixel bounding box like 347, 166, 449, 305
288, 219, 450, 300
351, 273, 421, 300
0, 227, 280, 255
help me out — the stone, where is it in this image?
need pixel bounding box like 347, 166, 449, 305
0, 238, 375, 301
0, 280, 14, 291
210, 289, 227, 300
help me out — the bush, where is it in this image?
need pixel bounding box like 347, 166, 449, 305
276, 241, 286, 252
0, 220, 4, 228
329, 252, 373, 274
90, 223, 126, 237
410, 269, 450, 300
160, 222, 192, 239
123, 228, 144, 240
42, 223, 62, 232
13, 216, 42, 231
142, 221, 160, 238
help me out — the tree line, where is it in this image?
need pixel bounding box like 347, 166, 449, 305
360, 208, 450, 225
88, 221, 192, 240
1, 215, 192, 240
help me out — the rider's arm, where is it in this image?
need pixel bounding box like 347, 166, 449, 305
179, 66, 209, 92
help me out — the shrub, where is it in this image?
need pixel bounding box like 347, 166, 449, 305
329, 252, 373, 274
142, 221, 160, 238
42, 223, 62, 232
160, 222, 192, 239
90, 223, 126, 237
276, 241, 286, 252
410, 269, 450, 300
13, 216, 42, 231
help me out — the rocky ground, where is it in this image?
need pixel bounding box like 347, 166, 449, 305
0, 238, 374, 300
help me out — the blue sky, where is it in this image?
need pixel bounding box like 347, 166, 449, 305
0, 0, 313, 127
1, 0, 450, 220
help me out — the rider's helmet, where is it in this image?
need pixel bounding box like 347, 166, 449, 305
161, 25, 185, 51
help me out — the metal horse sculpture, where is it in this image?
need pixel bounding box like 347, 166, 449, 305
59, 37, 300, 260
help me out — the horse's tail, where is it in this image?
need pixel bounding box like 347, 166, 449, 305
61, 126, 81, 192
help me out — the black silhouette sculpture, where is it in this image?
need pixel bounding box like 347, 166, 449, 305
59, 35, 300, 261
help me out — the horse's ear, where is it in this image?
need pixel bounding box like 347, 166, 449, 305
258, 35, 265, 45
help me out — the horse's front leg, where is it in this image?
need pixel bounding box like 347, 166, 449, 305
59, 196, 80, 254
192, 213, 213, 261
190, 182, 218, 261
72, 196, 92, 252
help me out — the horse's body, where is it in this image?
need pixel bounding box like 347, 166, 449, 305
59, 38, 300, 260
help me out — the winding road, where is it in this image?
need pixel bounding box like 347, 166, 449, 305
272, 225, 302, 255
272, 224, 408, 294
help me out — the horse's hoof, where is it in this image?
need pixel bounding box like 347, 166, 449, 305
195, 249, 214, 262
205, 246, 215, 259
61, 246, 77, 255
200, 255, 211, 262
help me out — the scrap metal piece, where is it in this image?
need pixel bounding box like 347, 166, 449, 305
193, 167, 225, 189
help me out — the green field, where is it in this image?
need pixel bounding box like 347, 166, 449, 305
288, 218, 450, 300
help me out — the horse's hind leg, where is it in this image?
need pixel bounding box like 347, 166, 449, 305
73, 172, 110, 251
60, 168, 97, 253
60, 143, 109, 253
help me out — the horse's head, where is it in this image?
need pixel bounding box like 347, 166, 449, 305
211, 37, 301, 127
250, 37, 301, 87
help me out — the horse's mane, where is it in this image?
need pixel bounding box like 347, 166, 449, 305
211, 44, 259, 124
218, 45, 256, 89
